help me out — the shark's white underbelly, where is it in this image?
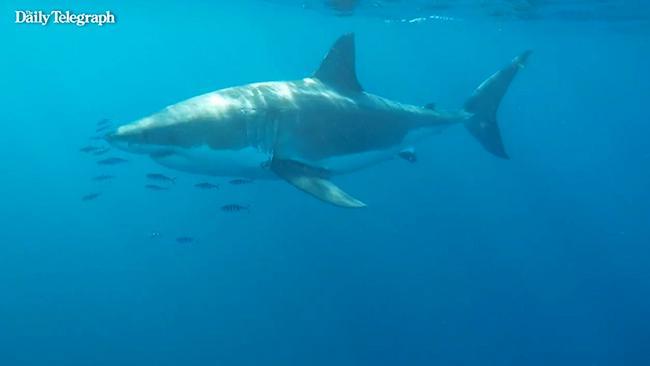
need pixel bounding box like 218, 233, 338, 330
153, 145, 275, 178
306, 148, 398, 174
152, 145, 388, 178
150, 126, 448, 177
153, 144, 396, 178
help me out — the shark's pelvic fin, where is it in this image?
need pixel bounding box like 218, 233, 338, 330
271, 158, 366, 208
314, 33, 363, 92
398, 148, 417, 163
464, 50, 532, 159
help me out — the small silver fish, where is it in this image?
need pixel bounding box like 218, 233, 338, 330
82, 192, 101, 201
221, 204, 250, 213
92, 174, 115, 182
146, 173, 176, 184
95, 125, 112, 133
194, 182, 219, 190
176, 236, 195, 244
229, 178, 254, 185
79, 146, 99, 153
98, 157, 128, 165
145, 184, 168, 191
92, 147, 111, 156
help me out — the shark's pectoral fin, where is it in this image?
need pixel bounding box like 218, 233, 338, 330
270, 158, 366, 208
285, 175, 367, 208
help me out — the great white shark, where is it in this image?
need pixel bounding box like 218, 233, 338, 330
107, 33, 530, 208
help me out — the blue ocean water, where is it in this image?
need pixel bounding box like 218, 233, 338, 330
1, 0, 649, 365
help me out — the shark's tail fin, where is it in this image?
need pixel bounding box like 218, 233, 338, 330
463, 51, 532, 159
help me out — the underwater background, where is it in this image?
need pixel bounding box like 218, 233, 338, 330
1, 0, 649, 365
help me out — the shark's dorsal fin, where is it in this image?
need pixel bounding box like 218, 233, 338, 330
314, 33, 363, 92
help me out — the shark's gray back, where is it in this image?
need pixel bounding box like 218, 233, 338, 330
241, 79, 436, 161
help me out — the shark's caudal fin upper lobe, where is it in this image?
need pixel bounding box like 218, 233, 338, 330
463, 51, 532, 159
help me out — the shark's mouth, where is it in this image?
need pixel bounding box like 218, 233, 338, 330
149, 149, 176, 158
105, 131, 171, 156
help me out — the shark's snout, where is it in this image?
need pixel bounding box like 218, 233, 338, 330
104, 127, 146, 154
103, 131, 117, 144
105, 122, 178, 157
104, 130, 129, 151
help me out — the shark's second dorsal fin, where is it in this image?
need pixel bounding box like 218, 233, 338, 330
314, 33, 363, 92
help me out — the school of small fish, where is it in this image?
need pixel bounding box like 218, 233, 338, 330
80, 118, 254, 244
